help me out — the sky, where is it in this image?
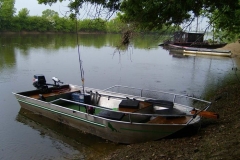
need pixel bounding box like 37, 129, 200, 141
14, 0, 115, 19
15, 0, 70, 16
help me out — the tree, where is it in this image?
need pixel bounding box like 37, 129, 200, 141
16, 8, 30, 31
38, 0, 240, 40
41, 9, 60, 31
18, 8, 30, 19
208, 3, 240, 40
0, 0, 15, 30
42, 9, 59, 19
107, 16, 126, 33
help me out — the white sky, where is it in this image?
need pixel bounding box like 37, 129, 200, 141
14, 0, 115, 19
15, 0, 70, 16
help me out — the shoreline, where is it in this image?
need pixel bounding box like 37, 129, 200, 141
221, 41, 240, 57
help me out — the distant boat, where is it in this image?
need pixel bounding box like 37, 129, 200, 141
166, 44, 231, 57
160, 31, 227, 49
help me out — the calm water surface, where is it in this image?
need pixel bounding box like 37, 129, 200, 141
0, 34, 239, 159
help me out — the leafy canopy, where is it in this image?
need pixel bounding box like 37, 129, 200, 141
38, 0, 240, 40
42, 9, 59, 18
0, 0, 15, 30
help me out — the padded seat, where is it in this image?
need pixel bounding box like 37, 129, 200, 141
119, 99, 139, 109
97, 110, 125, 120
145, 99, 174, 108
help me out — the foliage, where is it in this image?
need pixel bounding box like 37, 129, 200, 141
119, 0, 240, 40
107, 15, 128, 33
42, 9, 59, 19
3, 0, 239, 39
13, 8, 30, 31
54, 17, 75, 32
18, 8, 29, 19
37, 0, 240, 41
78, 18, 107, 32
208, 1, 240, 41
0, 0, 15, 30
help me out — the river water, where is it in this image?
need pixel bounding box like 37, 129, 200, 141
0, 33, 239, 159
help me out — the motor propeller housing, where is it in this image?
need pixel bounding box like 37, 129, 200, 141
52, 77, 63, 86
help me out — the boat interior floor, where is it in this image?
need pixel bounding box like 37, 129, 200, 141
148, 116, 191, 124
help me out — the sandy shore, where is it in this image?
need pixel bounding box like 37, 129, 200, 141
221, 41, 240, 56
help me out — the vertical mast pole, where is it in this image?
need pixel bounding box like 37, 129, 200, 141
75, 13, 85, 93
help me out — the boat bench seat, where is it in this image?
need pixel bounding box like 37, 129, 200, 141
155, 108, 186, 117
96, 110, 125, 120
119, 99, 140, 109
145, 99, 174, 109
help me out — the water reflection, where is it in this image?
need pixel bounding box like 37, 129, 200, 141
1, 34, 162, 52
0, 42, 17, 83
16, 108, 121, 160
0, 44, 16, 69
168, 50, 186, 58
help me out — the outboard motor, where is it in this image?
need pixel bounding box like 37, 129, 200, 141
33, 74, 64, 93
33, 74, 48, 90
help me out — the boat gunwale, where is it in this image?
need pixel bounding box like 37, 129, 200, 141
13, 84, 211, 126
183, 50, 232, 57
15, 84, 211, 109
100, 84, 211, 105
13, 92, 199, 126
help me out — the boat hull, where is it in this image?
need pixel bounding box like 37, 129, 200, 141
15, 94, 188, 144
167, 44, 231, 57
173, 42, 227, 49
183, 50, 232, 57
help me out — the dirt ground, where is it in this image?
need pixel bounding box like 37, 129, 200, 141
104, 41, 240, 160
